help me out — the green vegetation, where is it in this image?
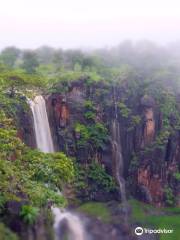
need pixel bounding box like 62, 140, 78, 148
1, 42, 180, 238
78, 200, 180, 239
75, 122, 109, 151
118, 102, 142, 131
20, 205, 39, 225
83, 100, 97, 121
88, 163, 117, 192
129, 199, 180, 240
0, 111, 74, 206
0, 223, 19, 240
173, 172, 180, 181
84, 111, 96, 121
164, 187, 175, 206
131, 115, 141, 126
0, 47, 20, 68
157, 91, 180, 130
0, 87, 75, 237
74, 162, 117, 199
0, 104, 74, 236
75, 123, 90, 147
118, 102, 132, 118
78, 202, 111, 222
84, 100, 96, 111
21, 51, 39, 73
0, 68, 45, 97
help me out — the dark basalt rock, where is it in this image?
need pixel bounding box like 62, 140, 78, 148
17, 107, 36, 148
20, 80, 180, 207
6, 200, 28, 215
137, 185, 153, 204
4, 204, 54, 240
80, 214, 134, 240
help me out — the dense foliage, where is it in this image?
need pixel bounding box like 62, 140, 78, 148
74, 162, 117, 200
0, 109, 74, 206
0, 42, 180, 237
0, 223, 19, 240
0, 87, 75, 236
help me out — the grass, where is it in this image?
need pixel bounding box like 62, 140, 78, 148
129, 199, 180, 240
77, 202, 111, 223
77, 199, 180, 240
164, 207, 180, 214
146, 215, 179, 240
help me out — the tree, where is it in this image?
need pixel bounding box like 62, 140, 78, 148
21, 51, 39, 73
0, 69, 46, 97
36, 46, 55, 64
52, 49, 64, 69
64, 49, 84, 69
0, 69, 28, 97
0, 47, 20, 68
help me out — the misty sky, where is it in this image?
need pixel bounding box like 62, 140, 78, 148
0, 0, 180, 49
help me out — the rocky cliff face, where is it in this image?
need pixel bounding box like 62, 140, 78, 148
16, 102, 36, 148
25, 79, 180, 207
4, 200, 54, 240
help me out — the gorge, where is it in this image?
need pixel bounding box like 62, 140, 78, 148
0, 44, 180, 240
24, 79, 180, 239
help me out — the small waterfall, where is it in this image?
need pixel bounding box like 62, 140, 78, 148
30, 95, 85, 240
112, 119, 126, 203
52, 207, 85, 240
29, 95, 54, 153
111, 87, 126, 203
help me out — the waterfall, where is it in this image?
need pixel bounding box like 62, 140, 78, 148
29, 95, 54, 153
111, 87, 126, 203
52, 208, 85, 240
30, 95, 85, 240
112, 119, 126, 203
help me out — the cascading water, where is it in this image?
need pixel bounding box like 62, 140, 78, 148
30, 95, 85, 240
112, 119, 126, 203
111, 87, 126, 203
52, 208, 85, 240
29, 95, 54, 153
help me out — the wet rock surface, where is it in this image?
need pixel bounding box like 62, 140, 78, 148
75, 201, 158, 240
43, 81, 180, 206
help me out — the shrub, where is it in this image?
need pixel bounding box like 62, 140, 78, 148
88, 163, 117, 192
88, 123, 109, 150
0, 110, 74, 209
75, 122, 109, 150
0, 223, 19, 240
75, 123, 90, 147
131, 115, 141, 126
84, 100, 96, 111
118, 102, 131, 118
74, 162, 117, 199
173, 172, 180, 181
20, 205, 39, 225
84, 100, 96, 121
84, 111, 96, 121
164, 187, 175, 206
0, 194, 6, 213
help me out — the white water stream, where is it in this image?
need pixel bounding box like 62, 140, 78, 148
112, 87, 127, 203
112, 119, 126, 203
52, 207, 85, 240
30, 95, 85, 240
29, 95, 54, 153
